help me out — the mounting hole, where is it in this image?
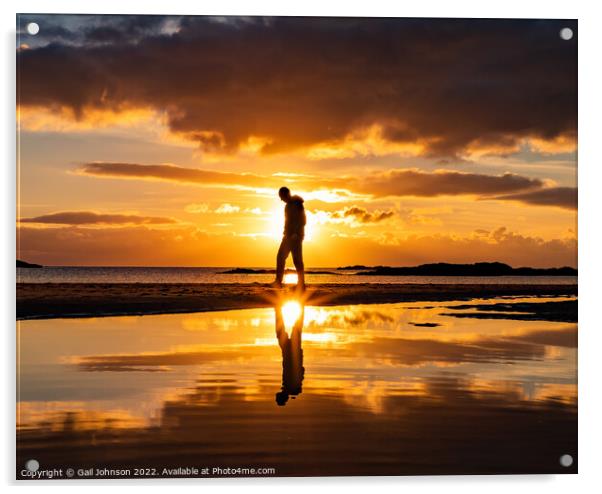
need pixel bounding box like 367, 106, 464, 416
26, 22, 39, 35
560, 27, 573, 41
25, 459, 39, 472
559, 454, 573, 467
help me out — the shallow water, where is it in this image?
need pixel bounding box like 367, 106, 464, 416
17, 266, 577, 285
17, 296, 577, 477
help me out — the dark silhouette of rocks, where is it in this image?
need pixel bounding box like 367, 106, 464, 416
17, 259, 42, 268
355, 262, 576, 277
441, 299, 577, 323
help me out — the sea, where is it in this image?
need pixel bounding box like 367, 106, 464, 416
16, 266, 577, 284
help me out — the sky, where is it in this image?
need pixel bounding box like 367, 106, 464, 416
16, 15, 577, 267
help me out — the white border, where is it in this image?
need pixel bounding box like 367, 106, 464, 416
3, 1, 602, 492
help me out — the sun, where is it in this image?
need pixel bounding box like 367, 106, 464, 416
267, 207, 317, 241
268, 207, 286, 240
281, 300, 303, 328
283, 272, 298, 285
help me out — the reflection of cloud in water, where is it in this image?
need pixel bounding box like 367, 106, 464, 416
349, 335, 546, 365
17, 375, 576, 476
506, 325, 577, 348
18, 402, 147, 432
74, 325, 575, 370
305, 306, 395, 329
17, 297, 577, 475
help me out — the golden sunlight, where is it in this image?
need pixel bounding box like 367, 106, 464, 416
267, 207, 317, 241
268, 207, 285, 240
281, 300, 302, 328
283, 273, 298, 285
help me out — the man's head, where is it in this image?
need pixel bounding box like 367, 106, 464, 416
275, 390, 289, 406
278, 186, 291, 203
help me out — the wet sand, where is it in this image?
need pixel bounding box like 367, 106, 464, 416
17, 283, 577, 320
17, 298, 577, 476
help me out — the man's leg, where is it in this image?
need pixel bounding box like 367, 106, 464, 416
274, 305, 288, 348
275, 236, 291, 285
291, 237, 305, 289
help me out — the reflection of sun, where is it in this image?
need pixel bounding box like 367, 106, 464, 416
282, 300, 302, 327
283, 273, 298, 285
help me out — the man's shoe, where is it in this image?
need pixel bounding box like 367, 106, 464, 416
268, 281, 283, 288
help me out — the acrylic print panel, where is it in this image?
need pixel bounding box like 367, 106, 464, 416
16, 15, 577, 479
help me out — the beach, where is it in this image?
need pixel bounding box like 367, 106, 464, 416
16, 274, 578, 477
17, 282, 577, 320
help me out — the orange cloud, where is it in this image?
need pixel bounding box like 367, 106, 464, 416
78, 162, 283, 191
492, 187, 577, 210
19, 211, 177, 226
351, 169, 543, 198
16, 224, 577, 268
78, 162, 572, 208
18, 105, 162, 132
316, 206, 396, 226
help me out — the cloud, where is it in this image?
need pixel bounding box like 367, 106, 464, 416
214, 203, 240, 214
185, 203, 263, 215
492, 187, 577, 210
349, 169, 543, 198
78, 162, 279, 189
17, 14, 181, 49
324, 206, 396, 224
17, 16, 577, 158
79, 162, 552, 203
16, 224, 577, 268
18, 211, 176, 225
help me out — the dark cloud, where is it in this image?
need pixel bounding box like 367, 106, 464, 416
19, 211, 177, 225
17, 16, 577, 157
79, 162, 281, 189
79, 162, 547, 201
351, 169, 543, 197
493, 187, 577, 210
18, 14, 180, 48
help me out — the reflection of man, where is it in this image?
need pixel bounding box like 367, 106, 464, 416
271, 187, 306, 290
275, 304, 305, 406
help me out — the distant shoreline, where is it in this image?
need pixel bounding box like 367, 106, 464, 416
355, 265, 577, 276
17, 282, 577, 321
17, 261, 577, 277
16, 259, 42, 268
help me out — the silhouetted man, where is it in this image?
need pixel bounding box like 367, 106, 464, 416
274, 303, 305, 406
271, 186, 306, 290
